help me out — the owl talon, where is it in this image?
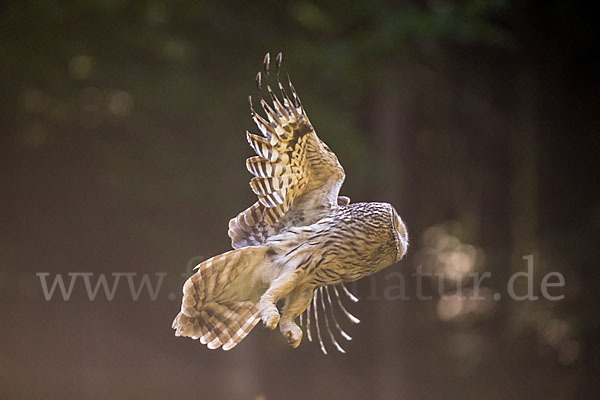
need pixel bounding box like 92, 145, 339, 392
280, 318, 302, 348
283, 325, 303, 348
262, 312, 280, 330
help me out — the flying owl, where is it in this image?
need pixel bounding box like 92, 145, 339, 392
172, 53, 408, 353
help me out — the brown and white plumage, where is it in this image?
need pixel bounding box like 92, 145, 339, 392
173, 53, 408, 353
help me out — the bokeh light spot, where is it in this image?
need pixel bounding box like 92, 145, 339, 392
68, 55, 93, 80
108, 91, 134, 117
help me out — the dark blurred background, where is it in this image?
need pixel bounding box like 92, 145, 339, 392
1, 1, 599, 399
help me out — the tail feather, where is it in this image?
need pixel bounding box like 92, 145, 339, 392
173, 247, 266, 351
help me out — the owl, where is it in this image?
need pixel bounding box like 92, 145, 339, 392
172, 53, 408, 353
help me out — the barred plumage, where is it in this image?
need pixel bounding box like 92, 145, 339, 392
173, 52, 408, 353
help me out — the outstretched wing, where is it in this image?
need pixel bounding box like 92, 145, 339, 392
229, 53, 345, 249
300, 284, 360, 354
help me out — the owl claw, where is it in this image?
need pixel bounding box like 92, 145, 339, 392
283, 325, 302, 348
259, 301, 280, 330
280, 319, 302, 348
262, 311, 280, 330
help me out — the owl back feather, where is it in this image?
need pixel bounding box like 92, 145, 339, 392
228, 202, 268, 249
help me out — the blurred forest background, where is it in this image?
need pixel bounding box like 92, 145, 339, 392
1, 0, 599, 399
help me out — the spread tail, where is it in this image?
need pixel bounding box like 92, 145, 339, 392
172, 246, 267, 351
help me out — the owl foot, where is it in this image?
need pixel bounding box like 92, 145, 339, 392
260, 306, 280, 330
281, 322, 302, 348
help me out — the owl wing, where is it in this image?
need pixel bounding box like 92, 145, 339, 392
245, 81, 345, 225
228, 55, 345, 249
